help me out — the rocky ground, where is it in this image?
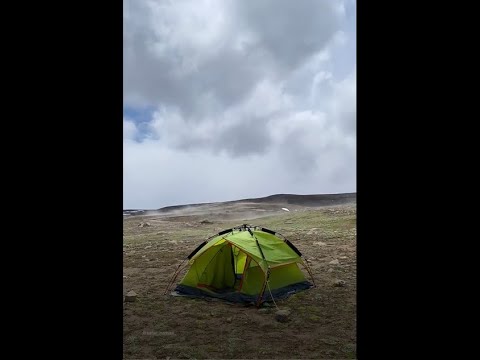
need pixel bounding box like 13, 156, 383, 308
123, 194, 356, 359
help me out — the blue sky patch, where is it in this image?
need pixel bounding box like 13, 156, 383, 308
123, 106, 155, 124
124, 106, 156, 142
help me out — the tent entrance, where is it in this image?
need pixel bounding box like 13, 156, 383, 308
232, 245, 248, 291
196, 243, 255, 294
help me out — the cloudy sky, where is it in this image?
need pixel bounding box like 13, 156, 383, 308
123, 0, 356, 209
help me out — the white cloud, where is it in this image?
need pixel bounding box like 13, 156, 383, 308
123, 0, 356, 208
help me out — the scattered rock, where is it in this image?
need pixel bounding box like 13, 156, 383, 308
124, 291, 137, 302
320, 338, 337, 345
258, 308, 270, 314
333, 279, 346, 287
275, 309, 291, 323
339, 256, 348, 259
327, 268, 334, 273
200, 220, 213, 224
142, 255, 146, 258
226, 317, 232, 323
138, 222, 151, 227
313, 241, 327, 246
307, 228, 319, 235
144, 245, 152, 249
123, 275, 127, 279
329, 259, 340, 265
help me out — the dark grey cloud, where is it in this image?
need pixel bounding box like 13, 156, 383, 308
213, 117, 272, 157
233, 0, 341, 70
123, 0, 343, 115
124, 0, 269, 116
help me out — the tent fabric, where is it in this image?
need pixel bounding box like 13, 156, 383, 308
173, 226, 313, 304
190, 230, 301, 269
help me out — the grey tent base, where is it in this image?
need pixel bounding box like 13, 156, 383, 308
173, 281, 313, 304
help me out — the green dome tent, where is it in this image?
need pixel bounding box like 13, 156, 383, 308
165, 224, 315, 306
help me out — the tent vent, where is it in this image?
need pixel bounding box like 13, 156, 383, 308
218, 228, 232, 236
285, 239, 302, 256
261, 227, 276, 235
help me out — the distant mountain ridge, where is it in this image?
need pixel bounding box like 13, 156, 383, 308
124, 193, 356, 214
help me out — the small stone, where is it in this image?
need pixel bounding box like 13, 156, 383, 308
339, 256, 348, 259
142, 255, 146, 258
333, 279, 346, 287
123, 275, 127, 279
258, 308, 270, 314
124, 291, 137, 302
313, 241, 327, 246
320, 338, 337, 345
328, 268, 334, 273
275, 309, 291, 323
145, 245, 152, 249
226, 317, 232, 323
329, 259, 340, 265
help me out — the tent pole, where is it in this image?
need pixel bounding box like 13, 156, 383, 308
164, 259, 187, 295
300, 258, 316, 287
256, 271, 269, 307
165, 263, 188, 294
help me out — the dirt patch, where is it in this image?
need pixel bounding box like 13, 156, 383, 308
123, 198, 356, 359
